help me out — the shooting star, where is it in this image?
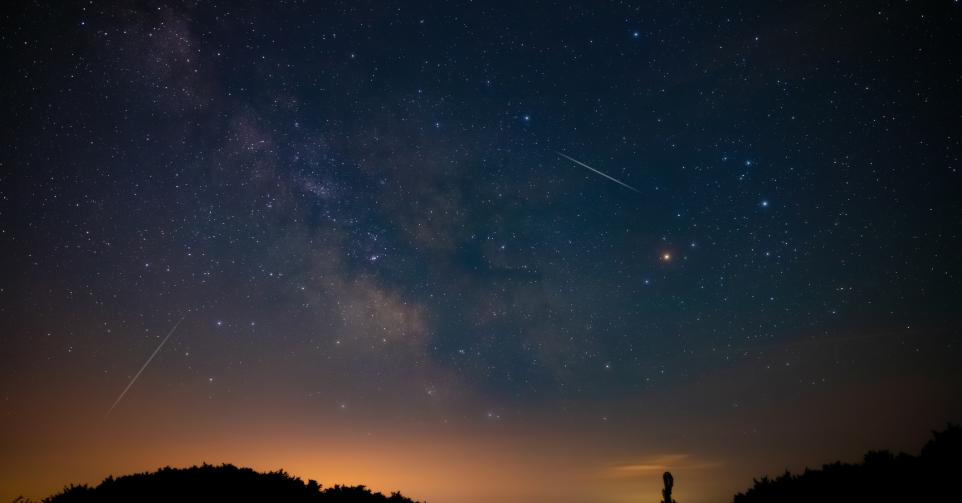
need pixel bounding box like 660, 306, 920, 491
105, 315, 186, 418
555, 151, 640, 193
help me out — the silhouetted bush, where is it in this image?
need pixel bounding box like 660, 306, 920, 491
733, 424, 962, 503
42, 463, 420, 503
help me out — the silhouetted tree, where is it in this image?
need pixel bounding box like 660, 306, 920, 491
662, 471, 676, 503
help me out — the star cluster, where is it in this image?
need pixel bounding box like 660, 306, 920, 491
2, 2, 961, 502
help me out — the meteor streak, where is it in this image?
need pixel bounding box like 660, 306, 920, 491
105, 315, 186, 418
555, 151, 640, 193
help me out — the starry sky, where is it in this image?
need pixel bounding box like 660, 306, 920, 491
2, 2, 961, 502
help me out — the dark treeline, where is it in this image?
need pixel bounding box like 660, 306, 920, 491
36, 463, 418, 503
733, 424, 961, 503
16, 425, 961, 502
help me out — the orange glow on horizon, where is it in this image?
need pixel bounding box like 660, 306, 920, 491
0, 390, 726, 503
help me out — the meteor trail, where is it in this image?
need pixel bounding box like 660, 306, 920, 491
106, 315, 185, 418
555, 151, 640, 193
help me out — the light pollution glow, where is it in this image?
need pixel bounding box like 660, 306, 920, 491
4, 331, 957, 503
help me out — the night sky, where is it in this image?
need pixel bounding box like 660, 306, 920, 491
3, 2, 961, 502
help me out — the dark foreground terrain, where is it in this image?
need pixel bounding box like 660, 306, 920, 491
36, 463, 418, 503
734, 425, 961, 503
18, 425, 960, 503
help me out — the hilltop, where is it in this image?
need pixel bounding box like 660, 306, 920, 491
733, 424, 962, 503
35, 463, 418, 503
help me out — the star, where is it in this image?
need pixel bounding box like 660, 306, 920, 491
7, 4, 957, 502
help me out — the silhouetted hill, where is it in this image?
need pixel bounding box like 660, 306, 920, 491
733, 424, 962, 503
41, 463, 419, 503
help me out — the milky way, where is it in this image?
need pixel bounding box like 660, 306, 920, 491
2, 2, 961, 502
